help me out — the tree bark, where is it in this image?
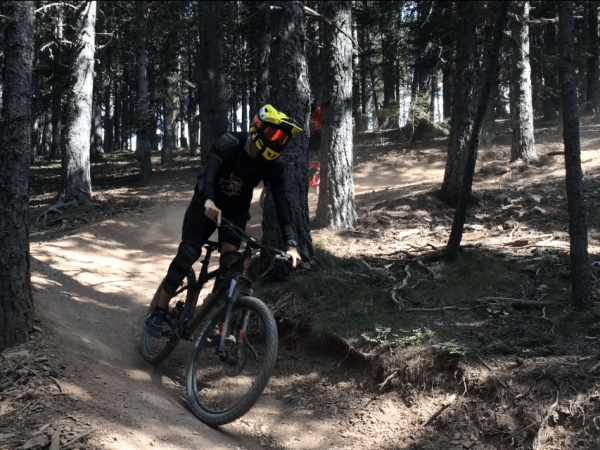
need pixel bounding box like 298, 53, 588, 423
359, 28, 368, 129
114, 78, 121, 151
585, 1, 600, 114
136, 0, 152, 180
380, 1, 398, 129
91, 73, 105, 159
41, 110, 52, 156
58, 1, 96, 205
307, 3, 323, 106
352, 21, 365, 133
439, 3, 478, 208
263, 1, 315, 265
253, 2, 271, 119
314, 1, 357, 229
198, 1, 227, 162
510, 1, 536, 162
542, 19, 559, 122
103, 75, 113, 154
445, 3, 509, 262
0, 0, 35, 351
559, 1, 593, 311
162, 31, 179, 165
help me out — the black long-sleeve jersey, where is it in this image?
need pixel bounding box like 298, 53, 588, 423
193, 132, 297, 244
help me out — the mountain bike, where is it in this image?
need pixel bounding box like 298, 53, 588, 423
140, 218, 289, 425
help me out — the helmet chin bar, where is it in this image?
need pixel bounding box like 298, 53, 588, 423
261, 147, 281, 161
251, 125, 283, 160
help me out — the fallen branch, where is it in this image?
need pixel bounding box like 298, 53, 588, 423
403, 304, 490, 313
48, 376, 63, 392
423, 394, 456, 427
478, 297, 552, 308
379, 370, 398, 391
61, 427, 98, 450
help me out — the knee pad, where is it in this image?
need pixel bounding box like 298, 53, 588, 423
164, 243, 201, 294
213, 251, 243, 292
219, 251, 243, 272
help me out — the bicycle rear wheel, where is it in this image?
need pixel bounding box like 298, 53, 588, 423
140, 275, 193, 364
186, 296, 278, 425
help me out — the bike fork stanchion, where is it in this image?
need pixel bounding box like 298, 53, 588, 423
216, 280, 240, 361
237, 309, 251, 344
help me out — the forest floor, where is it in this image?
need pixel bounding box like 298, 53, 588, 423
2, 117, 600, 450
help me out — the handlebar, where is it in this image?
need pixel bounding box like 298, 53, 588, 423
220, 217, 291, 262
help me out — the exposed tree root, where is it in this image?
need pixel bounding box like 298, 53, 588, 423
36, 200, 78, 226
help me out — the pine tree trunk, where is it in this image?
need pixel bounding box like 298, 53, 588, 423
352, 21, 365, 133
41, 110, 52, 156
542, 17, 559, 122
439, 3, 477, 208
380, 2, 398, 129
510, 1, 536, 162
103, 77, 113, 154
559, 1, 593, 311
314, 1, 357, 229
307, 6, 323, 105
114, 79, 121, 151
198, 1, 227, 162
585, 1, 600, 114
136, 0, 152, 180
253, 2, 270, 117
92, 73, 105, 159
30, 38, 41, 164
0, 0, 34, 351
480, 100, 496, 149
242, 84, 248, 133
262, 1, 315, 264
359, 28, 368, 129
162, 31, 179, 165
190, 102, 200, 155
445, 3, 509, 262
58, 1, 96, 205
442, 65, 455, 121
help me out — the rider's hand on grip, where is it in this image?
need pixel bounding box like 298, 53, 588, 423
286, 246, 301, 268
204, 199, 222, 226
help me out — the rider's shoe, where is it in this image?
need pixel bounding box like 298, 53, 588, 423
145, 307, 168, 337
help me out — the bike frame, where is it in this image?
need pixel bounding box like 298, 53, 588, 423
164, 218, 286, 362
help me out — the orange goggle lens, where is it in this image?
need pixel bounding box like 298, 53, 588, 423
263, 126, 289, 145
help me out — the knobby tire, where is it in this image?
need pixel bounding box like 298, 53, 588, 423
186, 296, 278, 425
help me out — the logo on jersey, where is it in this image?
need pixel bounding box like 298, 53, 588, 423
219, 173, 243, 197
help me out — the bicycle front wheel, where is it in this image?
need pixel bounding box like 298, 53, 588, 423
186, 296, 278, 425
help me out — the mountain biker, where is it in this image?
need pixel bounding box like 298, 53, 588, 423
145, 104, 303, 337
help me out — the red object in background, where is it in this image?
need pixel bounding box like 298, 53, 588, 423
310, 107, 322, 133
309, 160, 320, 187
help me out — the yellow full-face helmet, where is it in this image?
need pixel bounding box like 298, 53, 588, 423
250, 104, 303, 160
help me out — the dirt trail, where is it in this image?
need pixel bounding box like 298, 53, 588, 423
5, 123, 600, 450
20, 154, 437, 450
